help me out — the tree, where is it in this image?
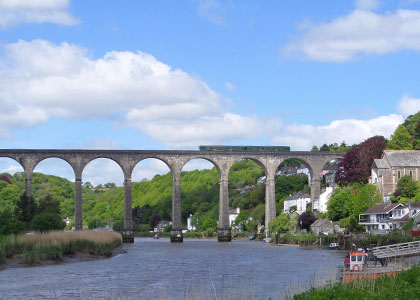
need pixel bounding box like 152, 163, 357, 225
335, 136, 387, 185
83, 181, 93, 189
387, 125, 414, 150
311, 146, 319, 152
37, 195, 61, 215
269, 213, 294, 234
104, 182, 116, 188
320, 144, 330, 152
15, 193, 37, 228
395, 175, 419, 201
298, 212, 316, 232
201, 217, 217, 231
30, 212, 66, 232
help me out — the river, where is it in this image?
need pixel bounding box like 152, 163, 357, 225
0, 238, 345, 300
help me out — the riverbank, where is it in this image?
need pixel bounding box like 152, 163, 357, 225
289, 265, 420, 300
0, 230, 123, 269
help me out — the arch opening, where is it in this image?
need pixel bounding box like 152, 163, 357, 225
0, 157, 25, 215
32, 158, 76, 227
81, 158, 125, 230
228, 158, 266, 235
275, 158, 311, 217
181, 158, 220, 233
131, 158, 172, 234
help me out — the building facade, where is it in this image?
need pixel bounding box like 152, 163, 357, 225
370, 150, 420, 199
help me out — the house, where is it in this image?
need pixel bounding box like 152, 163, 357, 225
229, 208, 240, 226
154, 221, 172, 233
283, 192, 311, 215
187, 214, 197, 231
370, 150, 420, 199
311, 219, 334, 235
359, 202, 403, 233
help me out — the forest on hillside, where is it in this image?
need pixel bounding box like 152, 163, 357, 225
0, 160, 309, 233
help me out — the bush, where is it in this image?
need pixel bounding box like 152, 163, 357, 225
30, 212, 66, 232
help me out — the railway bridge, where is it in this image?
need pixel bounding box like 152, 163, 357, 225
0, 149, 345, 242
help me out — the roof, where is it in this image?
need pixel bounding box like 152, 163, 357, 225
361, 203, 402, 215
311, 219, 333, 227
391, 214, 410, 222
409, 202, 420, 209
373, 158, 389, 169
383, 150, 420, 167
286, 191, 311, 200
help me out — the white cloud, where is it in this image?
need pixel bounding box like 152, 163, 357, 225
0, 0, 78, 28
284, 5, 420, 61
397, 95, 420, 118
195, 0, 229, 25
225, 81, 235, 91
83, 158, 124, 186
0, 39, 277, 148
272, 114, 404, 150
355, 0, 380, 10
132, 159, 170, 182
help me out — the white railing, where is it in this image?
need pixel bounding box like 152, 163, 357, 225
372, 241, 420, 259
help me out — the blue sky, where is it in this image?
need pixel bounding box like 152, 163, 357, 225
1, 0, 420, 184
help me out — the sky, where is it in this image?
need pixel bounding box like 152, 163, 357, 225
1, 0, 420, 185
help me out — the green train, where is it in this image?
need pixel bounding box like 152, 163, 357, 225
199, 145, 290, 152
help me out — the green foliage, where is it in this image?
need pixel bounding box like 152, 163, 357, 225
311, 146, 319, 152
327, 184, 381, 224
269, 213, 295, 233
388, 124, 414, 150
201, 217, 217, 231
30, 212, 66, 232
395, 175, 419, 201
0, 159, 308, 233
291, 266, 420, 300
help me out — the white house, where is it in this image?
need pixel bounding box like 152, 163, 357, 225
187, 214, 197, 231
318, 187, 333, 213
229, 208, 240, 226
283, 192, 311, 215
359, 203, 403, 233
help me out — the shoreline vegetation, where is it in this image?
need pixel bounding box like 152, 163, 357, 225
290, 265, 420, 300
0, 230, 122, 268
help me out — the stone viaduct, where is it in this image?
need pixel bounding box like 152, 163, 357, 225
0, 149, 345, 242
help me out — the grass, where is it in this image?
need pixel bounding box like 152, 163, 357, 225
0, 230, 122, 265
289, 265, 420, 300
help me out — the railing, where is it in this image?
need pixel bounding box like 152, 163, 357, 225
372, 241, 420, 259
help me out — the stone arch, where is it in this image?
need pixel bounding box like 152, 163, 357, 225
275, 156, 314, 180
182, 156, 222, 177
226, 156, 268, 177
32, 156, 77, 180
0, 156, 24, 173
82, 156, 126, 181
130, 156, 173, 179
180, 157, 222, 232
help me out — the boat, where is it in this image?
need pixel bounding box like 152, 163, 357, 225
326, 242, 339, 250
153, 233, 160, 240
248, 235, 256, 240
263, 237, 273, 243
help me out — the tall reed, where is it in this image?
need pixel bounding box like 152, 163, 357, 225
0, 230, 121, 265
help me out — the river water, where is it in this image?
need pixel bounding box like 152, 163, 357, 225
0, 238, 345, 300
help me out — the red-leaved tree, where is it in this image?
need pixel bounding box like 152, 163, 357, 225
335, 136, 387, 186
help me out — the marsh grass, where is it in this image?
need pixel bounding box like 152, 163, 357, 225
289, 265, 420, 300
0, 230, 121, 265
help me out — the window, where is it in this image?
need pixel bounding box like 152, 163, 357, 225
410, 170, 413, 178
374, 178, 378, 183
398, 171, 401, 179
351, 256, 356, 262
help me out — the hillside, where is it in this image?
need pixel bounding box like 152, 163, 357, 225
0, 160, 309, 231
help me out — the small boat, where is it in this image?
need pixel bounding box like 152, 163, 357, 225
326, 242, 339, 250
153, 234, 160, 240
263, 237, 273, 243
248, 235, 256, 240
